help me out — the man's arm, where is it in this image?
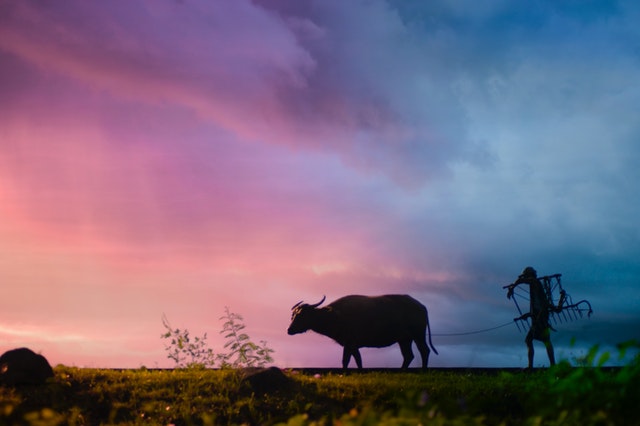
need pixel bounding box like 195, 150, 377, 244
505, 276, 526, 299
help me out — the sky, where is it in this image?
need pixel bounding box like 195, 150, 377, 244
1, 0, 639, 369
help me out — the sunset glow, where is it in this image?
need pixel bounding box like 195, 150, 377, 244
1, 0, 638, 369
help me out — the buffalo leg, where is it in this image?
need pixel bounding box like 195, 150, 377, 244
341, 347, 352, 369
342, 347, 363, 369
415, 338, 430, 369
399, 340, 415, 369
353, 349, 363, 369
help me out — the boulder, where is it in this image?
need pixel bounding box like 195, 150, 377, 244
241, 367, 292, 394
0, 347, 54, 386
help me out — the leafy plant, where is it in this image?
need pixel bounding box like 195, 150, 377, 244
161, 308, 274, 369
536, 339, 640, 424
217, 306, 275, 368
160, 314, 217, 368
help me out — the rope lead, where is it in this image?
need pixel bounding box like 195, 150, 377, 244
432, 321, 515, 337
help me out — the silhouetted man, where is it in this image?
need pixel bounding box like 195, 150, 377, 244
507, 266, 556, 368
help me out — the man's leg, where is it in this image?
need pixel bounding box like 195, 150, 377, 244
542, 329, 555, 366
525, 331, 534, 369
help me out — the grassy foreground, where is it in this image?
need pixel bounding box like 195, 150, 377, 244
1, 354, 638, 425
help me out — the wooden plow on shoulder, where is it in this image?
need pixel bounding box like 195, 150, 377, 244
503, 273, 593, 333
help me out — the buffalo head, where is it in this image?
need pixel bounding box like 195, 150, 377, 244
287, 295, 326, 335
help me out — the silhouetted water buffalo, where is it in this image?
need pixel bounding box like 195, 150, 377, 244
0, 347, 54, 386
288, 294, 438, 369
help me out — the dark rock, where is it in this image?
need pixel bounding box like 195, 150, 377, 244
241, 367, 292, 394
0, 347, 54, 386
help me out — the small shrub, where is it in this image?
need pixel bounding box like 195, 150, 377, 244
217, 307, 274, 368
161, 308, 275, 369
534, 340, 640, 424
160, 314, 217, 368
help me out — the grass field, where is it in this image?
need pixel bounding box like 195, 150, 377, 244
1, 346, 638, 425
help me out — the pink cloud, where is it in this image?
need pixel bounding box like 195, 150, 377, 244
0, 1, 315, 138
0, 0, 466, 187
0, 55, 400, 272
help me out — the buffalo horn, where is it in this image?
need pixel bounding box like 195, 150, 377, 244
309, 295, 326, 308
291, 301, 304, 310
